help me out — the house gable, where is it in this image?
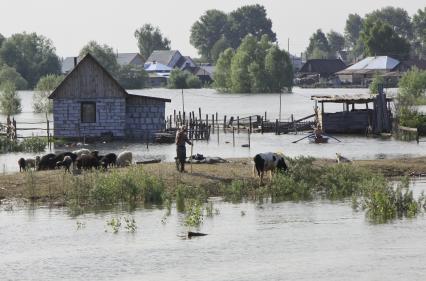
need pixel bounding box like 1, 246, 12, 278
50, 54, 127, 100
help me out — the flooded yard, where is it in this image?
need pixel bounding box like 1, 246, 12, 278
1, 179, 426, 281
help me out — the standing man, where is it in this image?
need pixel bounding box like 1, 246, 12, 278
175, 125, 192, 173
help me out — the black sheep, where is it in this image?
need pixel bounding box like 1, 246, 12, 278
56, 156, 73, 173
18, 158, 26, 172
37, 153, 57, 171
100, 153, 117, 169
76, 154, 99, 170
55, 152, 77, 163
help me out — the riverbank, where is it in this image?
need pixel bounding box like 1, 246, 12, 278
1, 156, 426, 202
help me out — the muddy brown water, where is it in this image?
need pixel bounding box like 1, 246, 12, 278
1, 180, 426, 281
1, 88, 423, 173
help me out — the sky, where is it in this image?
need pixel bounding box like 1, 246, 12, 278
0, 0, 424, 58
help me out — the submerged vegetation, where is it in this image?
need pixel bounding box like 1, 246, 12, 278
16, 157, 420, 224
0, 136, 47, 153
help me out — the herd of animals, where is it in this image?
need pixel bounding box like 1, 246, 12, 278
17, 149, 133, 173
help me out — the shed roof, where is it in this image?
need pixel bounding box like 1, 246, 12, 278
337, 56, 400, 75
50, 53, 170, 102
311, 94, 392, 104
299, 59, 346, 76
146, 50, 180, 66
116, 53, 143, 66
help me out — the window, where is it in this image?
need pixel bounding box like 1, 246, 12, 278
81, 102, 96, 123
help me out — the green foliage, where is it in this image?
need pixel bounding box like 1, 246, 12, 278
134, 24, 171, 61
412, 8, 426, 59
0, 32, 61, 88
213, 48, 234, 90
398, 68, 426, 99
190, 10, 229, 61
0, 64, 28, 90
33, 74, 64, 114
364, 6, 412, 39
369, 74, 385, 95
0, 33, 4, 48
20, 136, 47, 152
215, 35, 293, 93
327, 31, 345, 55
306, 29, 332, 59
190, 5, 276, 61
79, 41, 119, 76
184, 200, 204, 229
116, 65, 148, 89
0, 81, 21, 115
360, 19, 410, 60
167, 69, 202, 89
344, 13, 363, 48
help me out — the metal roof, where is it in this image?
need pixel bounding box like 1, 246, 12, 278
311, 94, 393, 104
144, 62, 172, 72
146, 50, 180, 66
116, 53, 142, 66
338, 56, 400, 75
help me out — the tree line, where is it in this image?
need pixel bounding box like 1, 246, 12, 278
305, 6, 426, 62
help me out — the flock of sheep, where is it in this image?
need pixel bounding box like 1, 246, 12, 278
18, 149, 133, 173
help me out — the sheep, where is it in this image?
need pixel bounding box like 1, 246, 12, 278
56, 156, 73, 173
336, 153, 352, 164
100, 153, 117, 169
55, 152, 78, 163
25, 158, 37, 170
37, 154, 57, 170
72, 149, 91, 157
18, 158, 26, 172
76, 154, 99, 170
116, 151, 132, 167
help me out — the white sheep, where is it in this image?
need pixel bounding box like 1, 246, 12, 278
72, 149, 91, 157
116, 151, 133, 167
25, 158, 37, 170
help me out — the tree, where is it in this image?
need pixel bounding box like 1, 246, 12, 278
33, 74, 64, 114
0, 32, 61, 88
0, 81, 21, 115
79, 41, 119, 76
134, 24, 171, 61
365, 6, 413, 39
230, 50, 251, 93
327, 31, 345, 55
116, 65, 148, 89
210, 36, 231, 63
360, 19, 410, 60
0, 33, 4, 48
412, 8, 426, 59
369, 74, 385, 95
0, 64, 28, 90
168, 69, 201, 89
213, 48, 234, 90
190, 10, 229, 61
306, 29, 331, 59
344, 14, 363, 48
228, 4, 276, 49
265, 46, 293, 92
398, 68, 426, 99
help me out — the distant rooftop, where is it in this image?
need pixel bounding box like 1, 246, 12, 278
338, 56, 400, 75
116, 53, 143, 66
146, 50, 180, 66
311, 93, 393, 104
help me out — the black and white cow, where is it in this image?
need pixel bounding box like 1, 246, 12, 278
253, 152, 288, 184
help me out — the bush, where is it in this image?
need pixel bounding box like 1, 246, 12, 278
0, 81, 21, 115
20, 136, 47, 152
168, 69, 202, 89
33, 74, 64, 114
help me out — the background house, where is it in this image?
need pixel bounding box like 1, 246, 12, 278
50, 54, 170, 140
145, 50, 196, 69
296, 59, 346, 85
116, 53, 144, 67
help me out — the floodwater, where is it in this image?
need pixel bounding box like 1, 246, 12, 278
1, 87, 421, 173
1, 180, 426, 281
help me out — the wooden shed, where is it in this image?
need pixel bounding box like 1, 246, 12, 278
312, 89, 393, 134
49, 53, 171, 140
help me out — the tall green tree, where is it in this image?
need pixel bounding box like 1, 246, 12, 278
190, 10, 229, 61
33, 74, 64, 114
168, 69, 201, 89
306, 29, 331, 59
365, 6, 413, 39
134, 24, 171, 61
79, 41, 120, 76
344, 13, 363, 48
360, 19, 410, 60
0, 32, 61, 89
0, 33, 5, 48
0, 65, 28, 90
0, 81, 21, 115
265, 46, 293, 92
210, 36, 231, 63
228, 4, 276, 48
327, 31, 345, 56
213, 48, 234, 90
412, 7, 426, 59
230, 50, 251, 93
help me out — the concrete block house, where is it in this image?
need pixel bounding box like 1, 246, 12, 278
49, 53, 170, 140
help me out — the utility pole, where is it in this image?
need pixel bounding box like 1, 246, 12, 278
181, 88, 185, 114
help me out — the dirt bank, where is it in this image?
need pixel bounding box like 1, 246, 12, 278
1, 157, 426, 202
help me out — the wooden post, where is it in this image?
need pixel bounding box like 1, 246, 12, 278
275, 119, 279, 135
264, 111, 267, 121
233, 127, 235, 147
248, 128, 251, 148
212, 114, 215, 134
237, 116, 240, 133
261, 117, 264, 134
198, 108, 202, 120
224, 115, 227, 133
46, 119, 50, 147
174, 110, 176, 127
12, 118, 17, 140
249, 116, 252, 133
